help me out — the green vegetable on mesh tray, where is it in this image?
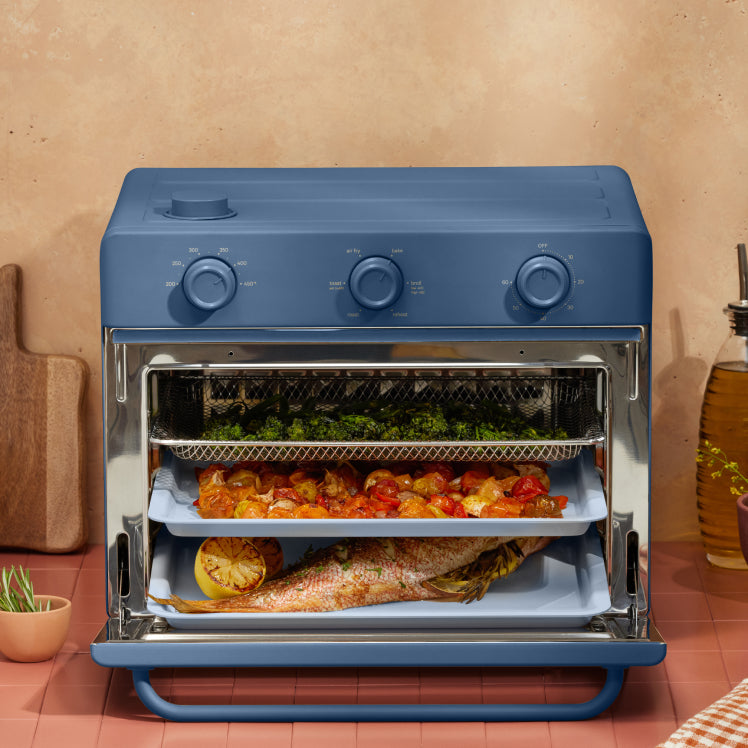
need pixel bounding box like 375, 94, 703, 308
200, 397, 569, 442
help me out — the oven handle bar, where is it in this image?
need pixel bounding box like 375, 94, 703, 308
130, 666, 625, 722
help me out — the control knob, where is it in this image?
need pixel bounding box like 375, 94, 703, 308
515, 255, 571, 310
182, 257, 237, 311
348, 256, 404, 310
165, 190, 236, 220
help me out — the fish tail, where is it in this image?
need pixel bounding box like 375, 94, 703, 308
148, 593, 237, 614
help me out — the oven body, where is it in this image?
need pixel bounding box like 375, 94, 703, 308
91, 166, 665, 721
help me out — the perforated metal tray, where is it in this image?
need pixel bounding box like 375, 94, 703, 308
150, 369, 604, 463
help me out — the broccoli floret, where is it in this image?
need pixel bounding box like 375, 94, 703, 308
255, 416, 287, 441
203, 422, 246, 441
201, 394, 564, 444
302, 414, 334, 440
518, 425, 544, 439
336, 414, 383, 440
379, 424, 403, 441
400, 405, 449, 440
448, 421, 475, 440
474, 422, 510, 441
286, 418, 308, 441
326, 420, 353, 441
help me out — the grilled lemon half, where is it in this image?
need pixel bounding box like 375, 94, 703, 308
194, 537, 270, 600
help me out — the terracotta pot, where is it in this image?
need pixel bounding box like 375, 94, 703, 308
738, 494, 748, 566
0, 595, 71, 662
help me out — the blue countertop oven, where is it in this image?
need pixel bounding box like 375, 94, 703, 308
91, 166, 664, 721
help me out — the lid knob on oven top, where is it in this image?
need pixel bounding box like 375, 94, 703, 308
165, 190, 237, 220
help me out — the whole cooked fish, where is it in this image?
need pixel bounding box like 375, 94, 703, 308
150, 535, 552, 614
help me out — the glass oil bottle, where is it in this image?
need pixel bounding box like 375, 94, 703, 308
697, 243, 748, 569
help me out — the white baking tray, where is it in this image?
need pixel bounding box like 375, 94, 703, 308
147, 450, 606, 537
146, 527, 610, 630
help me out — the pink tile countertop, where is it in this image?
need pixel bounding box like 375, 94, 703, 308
0, 541, 746, 748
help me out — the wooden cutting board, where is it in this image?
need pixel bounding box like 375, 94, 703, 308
0, 264, 88, 552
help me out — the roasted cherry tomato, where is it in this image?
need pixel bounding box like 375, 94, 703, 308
397, 498, 434, 519
337, 463, 363, 492
480, 497, 524, 518
293, 504, 331, 519
289, 469, 313, 485
412, 471, 448, 496
510, 475, 548, 502
420, 462, 455, 481
273, 487, 303, 503
234, 499, 268, 519
452, 502, 469, 518
373, 491, 401, 507
340, 495, 376, 519
428, 494, 456, 516
197, 463, 228, 487
197, 486, 236, 519
260, 472, 290, 491
521, 495, 564, 518
372, 478, 399, 498
460, 468, 490, 493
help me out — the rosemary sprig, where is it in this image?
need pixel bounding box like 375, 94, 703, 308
0, 566, 50, 613
696, 441, 748, 496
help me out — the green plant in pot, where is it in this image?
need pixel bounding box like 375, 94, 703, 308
0, 566, 71, 662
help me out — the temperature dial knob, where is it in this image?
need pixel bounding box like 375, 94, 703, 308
349, 256, 404, 310
515, 255, 571, 310
182, 257, 237, 311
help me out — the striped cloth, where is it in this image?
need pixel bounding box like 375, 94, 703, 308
659, 679, 748, 747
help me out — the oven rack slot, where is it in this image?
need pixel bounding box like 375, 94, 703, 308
149, 370, 604, 464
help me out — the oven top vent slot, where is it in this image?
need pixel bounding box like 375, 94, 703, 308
149, 370, 603, 463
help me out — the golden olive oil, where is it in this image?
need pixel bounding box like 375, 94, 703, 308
697, 363, 748, 569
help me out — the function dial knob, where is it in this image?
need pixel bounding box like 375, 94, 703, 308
182, 257, 237, 311
348, 256, 404, 310
515, 255, 571, 310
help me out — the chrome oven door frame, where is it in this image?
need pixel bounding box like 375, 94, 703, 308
100, 326, 650, 630
93, 325, 664, 722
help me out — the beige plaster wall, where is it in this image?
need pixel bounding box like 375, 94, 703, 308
2, 0, 747, 544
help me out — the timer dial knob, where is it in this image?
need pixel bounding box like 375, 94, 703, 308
182, 257, 237, 311
515, 255, 571, 310
349, 256, 404, 310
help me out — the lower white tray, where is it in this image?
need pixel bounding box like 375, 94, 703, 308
147, 527, 610, 630
147, 449, 606, 537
